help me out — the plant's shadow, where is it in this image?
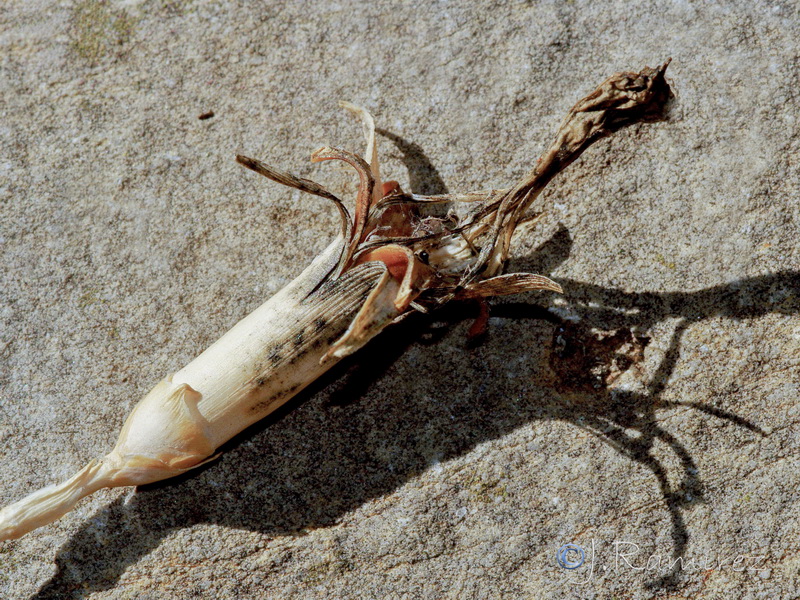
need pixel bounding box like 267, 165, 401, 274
375, 128, 449, 196
29, 135, 798, 599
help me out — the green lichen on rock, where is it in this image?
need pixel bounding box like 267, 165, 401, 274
70, 0, 136, 63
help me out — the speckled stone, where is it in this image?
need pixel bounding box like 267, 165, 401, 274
1, 1, 798, 599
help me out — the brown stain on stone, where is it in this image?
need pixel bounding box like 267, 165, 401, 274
548, 321, 649, 393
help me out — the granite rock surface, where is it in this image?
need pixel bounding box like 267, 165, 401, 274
1, 1, 798, 598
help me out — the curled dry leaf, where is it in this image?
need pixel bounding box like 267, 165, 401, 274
0, 61, 672, 541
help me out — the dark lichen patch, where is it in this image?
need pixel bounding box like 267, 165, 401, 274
549, 322, 650, 392
70, 0, 136, 64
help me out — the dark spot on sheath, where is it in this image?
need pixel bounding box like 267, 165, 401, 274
356, 287, 372, 306
247, 381, 301, 415
268, 342, 287, 366
313, 317, 327, 333
248, 393, 280, 415
293, 331, 305, 349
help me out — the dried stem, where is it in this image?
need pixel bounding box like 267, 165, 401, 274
465, 59, 673, 282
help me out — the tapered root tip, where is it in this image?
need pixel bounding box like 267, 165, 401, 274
0, 459, 112, 541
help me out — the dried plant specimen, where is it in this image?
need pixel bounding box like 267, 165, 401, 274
0, 61, 672, 541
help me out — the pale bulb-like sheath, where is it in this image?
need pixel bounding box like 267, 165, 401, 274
0, 241, 402, 541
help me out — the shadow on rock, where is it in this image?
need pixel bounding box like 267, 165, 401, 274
376, 127, 449, 196
30, 169, 799, 600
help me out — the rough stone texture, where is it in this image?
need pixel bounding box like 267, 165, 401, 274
1, 1, 799, 598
